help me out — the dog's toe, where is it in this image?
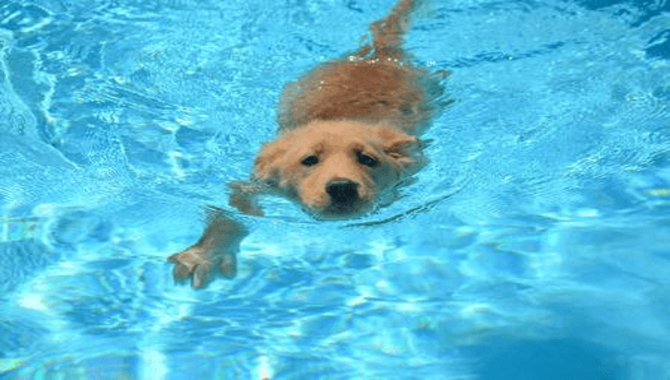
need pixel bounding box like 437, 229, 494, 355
192, 264, 213, 288
172, 262, 192, 284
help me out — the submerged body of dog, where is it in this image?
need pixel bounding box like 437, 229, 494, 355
170, 0, 449, 287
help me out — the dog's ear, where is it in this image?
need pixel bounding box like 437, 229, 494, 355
375, 127, 419, 158
375, 127, 426, 173
384, 134, 419, 160
252, 139, 288, 184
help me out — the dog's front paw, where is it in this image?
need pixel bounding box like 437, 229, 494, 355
168, 245, 237, 288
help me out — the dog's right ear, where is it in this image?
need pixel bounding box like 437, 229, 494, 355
252, 139, 288, 184
373, 126, 426, 176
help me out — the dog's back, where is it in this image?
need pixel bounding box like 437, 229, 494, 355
277, 0, 448, 134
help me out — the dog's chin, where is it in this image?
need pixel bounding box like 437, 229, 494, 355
306, 201, 375, 221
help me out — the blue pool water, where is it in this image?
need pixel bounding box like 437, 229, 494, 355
1, 0, 669, 378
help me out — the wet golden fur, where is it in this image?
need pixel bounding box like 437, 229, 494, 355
230, 0, 448, 219
170, 0, 448, 287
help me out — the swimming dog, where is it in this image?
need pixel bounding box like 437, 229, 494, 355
169, 0, 448, 287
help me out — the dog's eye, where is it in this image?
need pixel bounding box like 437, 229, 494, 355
301, 155, 319, 166
357, 152, 379, 167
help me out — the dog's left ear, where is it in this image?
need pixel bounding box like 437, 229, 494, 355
252, 139, 288, 184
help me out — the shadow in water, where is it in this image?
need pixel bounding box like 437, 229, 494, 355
465, 338, 629, 380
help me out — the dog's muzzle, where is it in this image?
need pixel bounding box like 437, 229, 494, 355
326, 180, 359, 205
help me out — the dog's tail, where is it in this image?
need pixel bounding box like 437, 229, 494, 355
358, 0, 423, 59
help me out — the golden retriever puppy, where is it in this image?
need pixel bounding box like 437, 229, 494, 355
170, 0, 449, 288
235, 120, 424, 219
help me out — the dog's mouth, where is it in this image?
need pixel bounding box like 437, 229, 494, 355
306, 198, 375, 220
310, 179, 369, 219
295, 178, 380, 220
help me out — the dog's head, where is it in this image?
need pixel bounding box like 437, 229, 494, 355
252, 120, 424, 219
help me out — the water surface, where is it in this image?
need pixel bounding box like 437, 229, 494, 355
1, 0, 669, 378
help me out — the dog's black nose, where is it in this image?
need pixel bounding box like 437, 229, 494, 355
326, 180, 359, 204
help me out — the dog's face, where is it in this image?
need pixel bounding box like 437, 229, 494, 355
253, 120, 424, 219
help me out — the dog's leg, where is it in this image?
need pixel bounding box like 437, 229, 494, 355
169, 182, 271, 288
169, 206, 248, 288
228, 181, 275, 216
